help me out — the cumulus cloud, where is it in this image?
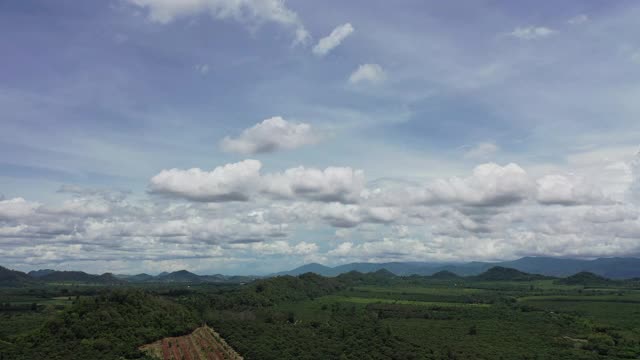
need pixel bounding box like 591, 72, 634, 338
312, 23, 354, 56
320, 203, 362, 228
0, 198, 40, 219
509, 26, 555, 40
348, 63, 386, 84
536, 174, 606, 205
127, 0, 309, 44
150, 160, 365, 204
220, 116, 319, 154
425, 163, 532, 207
6, 152, 640, 272
464, 142, 499, 159
262, 166, 365, 203
149, 159, 262, 202
315, 203, 401, 228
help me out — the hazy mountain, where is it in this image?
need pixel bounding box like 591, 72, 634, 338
156, 270, 203, 283
275, 257, 640, 279
39, 270, 123, 284
27, 269, 56, 278
149, 272, 257, 283
272, 263, 334, 276
122, 273, 155, 282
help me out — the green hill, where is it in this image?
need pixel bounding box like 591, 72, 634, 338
557, 271, 613, 286
7, 290, 198, 360
156, 270, 202, 282
0, 266, 35, 286
429, 270, 460, 280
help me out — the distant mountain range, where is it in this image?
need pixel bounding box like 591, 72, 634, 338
0, 266, 258, 286
2, 256, 639, 287
273, 257, 640, 279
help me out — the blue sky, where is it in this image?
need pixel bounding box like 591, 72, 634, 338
1, 0, 640, 275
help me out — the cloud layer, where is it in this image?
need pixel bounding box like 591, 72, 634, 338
2, 151, 640, 274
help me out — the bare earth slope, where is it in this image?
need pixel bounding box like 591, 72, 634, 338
140, 326, 242, 360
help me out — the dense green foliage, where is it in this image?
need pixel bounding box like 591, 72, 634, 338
1, 267, 639, 359
3, 290, 197, 360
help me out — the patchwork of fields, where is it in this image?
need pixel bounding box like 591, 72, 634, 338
1, 270, 639, 359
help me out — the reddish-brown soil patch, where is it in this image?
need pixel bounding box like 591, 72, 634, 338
140, 326, 242, 360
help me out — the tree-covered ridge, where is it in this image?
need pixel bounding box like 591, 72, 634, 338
6, 290, 198, 360
0, 266, 34, 287
472, 266, 551, 281
557, 272, 614, 286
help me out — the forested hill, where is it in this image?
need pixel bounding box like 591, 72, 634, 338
0, 266, 34, 286
4, 290, 199, 360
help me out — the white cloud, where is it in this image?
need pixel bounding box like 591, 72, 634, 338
568, 14, 589, 25
5, 153, 640, 272
127, 0, 309, 45
263, 166, 365, 203
194, 64, 209, 74
0, 198, 40, 219
150, 159, 364, 204
149, 159, 262, 202
509, 26, 555, 40
312, 23, 354, 56
348, 63, 386, 84
536, 174, 606, 205
250, 241, 318, 255
425, 163, 532, 207
464, 142, 499, 159
320, 203, 362, 228
221, 116, 319, 154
